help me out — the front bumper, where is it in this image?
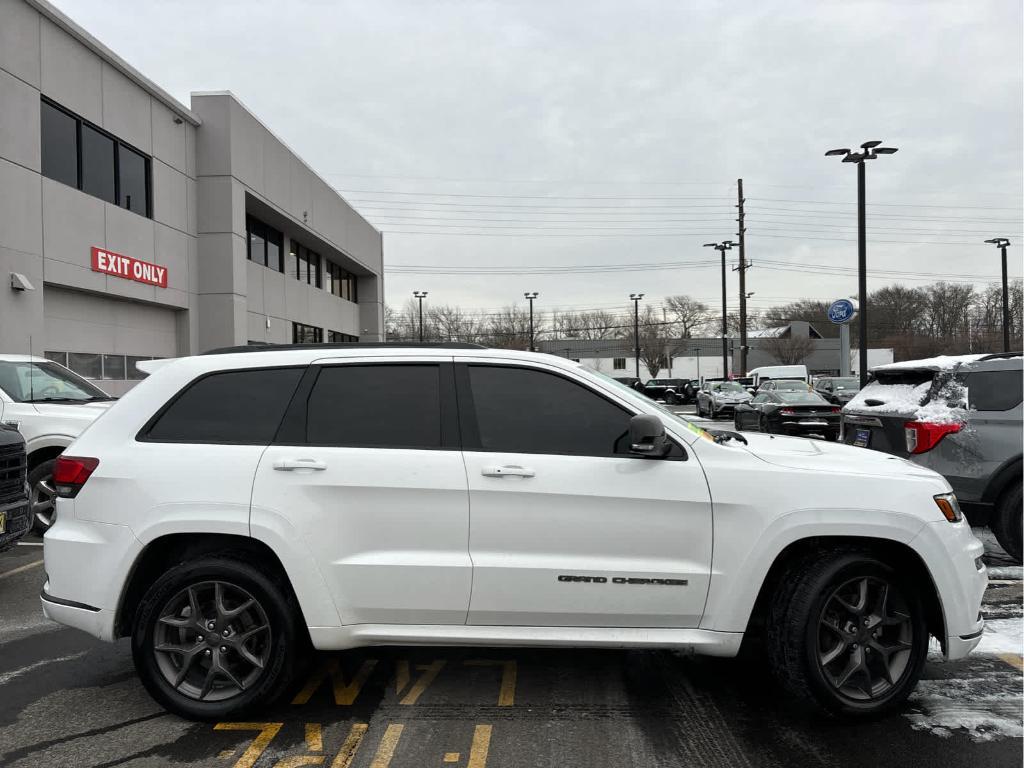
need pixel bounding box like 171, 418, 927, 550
910, 519, 987, 660
0, 494, 31, 552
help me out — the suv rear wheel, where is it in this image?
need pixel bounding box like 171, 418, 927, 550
132, 556, 299, 720
28, 459, 57, 533
992, 481, 1023, 564
765, 549, 928, 718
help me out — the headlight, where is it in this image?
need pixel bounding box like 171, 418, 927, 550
934, 492, 963, 523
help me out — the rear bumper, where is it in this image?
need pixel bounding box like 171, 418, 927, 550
40, 585, 116, 641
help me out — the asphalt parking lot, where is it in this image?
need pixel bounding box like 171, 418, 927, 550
1, 521, 1021, 768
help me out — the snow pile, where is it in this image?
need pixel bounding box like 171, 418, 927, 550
844, 381, 932, 415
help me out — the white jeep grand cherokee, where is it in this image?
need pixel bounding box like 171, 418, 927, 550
41, 343, 987, 721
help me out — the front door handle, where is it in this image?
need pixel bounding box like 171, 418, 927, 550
481, 465, 535, 478
273, 458, 327, 472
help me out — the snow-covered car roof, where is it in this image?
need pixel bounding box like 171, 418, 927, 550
870, 354, 989, 373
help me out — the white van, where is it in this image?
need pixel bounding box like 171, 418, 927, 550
747, 364, 808, 387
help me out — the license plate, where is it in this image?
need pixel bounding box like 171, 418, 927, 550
853, 428, 871, 448
0, 510, 5, 534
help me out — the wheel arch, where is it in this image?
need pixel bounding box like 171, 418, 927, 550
741, 536, 946, 653
980, 455, 1022, 505
27, 442, 70, 471
114, 533, 309, 641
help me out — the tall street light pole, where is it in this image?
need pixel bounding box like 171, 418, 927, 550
825, 140, 898, 389
413, 290, 428, 342
735, 179, 750, 375
704, 241, 735, 378
524, 292, 539, 351
630, 293, 644, 378
984, 238, 1012, 353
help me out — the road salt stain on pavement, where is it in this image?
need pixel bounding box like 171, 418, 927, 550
907, 618, 1023, 742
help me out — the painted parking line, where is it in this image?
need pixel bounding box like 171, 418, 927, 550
998, 653, 1023, 672
0, 558, 43, 580
16, 541, 43, 547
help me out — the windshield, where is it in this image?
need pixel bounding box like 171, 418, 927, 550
0, 360, 112, 403
832, 377, 859, 391
772, 380, 810, 391
712, 382, 746, 393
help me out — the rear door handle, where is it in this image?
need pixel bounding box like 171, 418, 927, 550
481, 465, 535, 478
273, 458, 327, 471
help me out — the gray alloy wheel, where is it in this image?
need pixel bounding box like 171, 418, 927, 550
816, 576, 913, 702
29, 460, 58, 532
153, 581, 272, 702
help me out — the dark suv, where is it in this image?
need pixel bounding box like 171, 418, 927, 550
0, 424, 29, 553
842, 353, 1022, 561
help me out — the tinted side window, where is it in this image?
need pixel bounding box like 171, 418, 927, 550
964, 370, 1023, 411
81, 125, 116, 204
119, 146, 148, 215
467, 366, 630, 456
306, 365, 441, 448
41, 101, 78, 187
146, 368, 303, 443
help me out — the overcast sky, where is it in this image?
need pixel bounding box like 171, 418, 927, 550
55, 0, 1023, 320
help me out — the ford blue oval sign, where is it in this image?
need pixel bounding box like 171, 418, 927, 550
828, 298, 856, 325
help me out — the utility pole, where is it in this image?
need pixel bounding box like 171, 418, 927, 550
704, 241, 735, 378
735, 179, 750, 375
524, 292, 539, 351
630, 293, 644, 378
413, 290, 428, 342
984, 238, 1012, 353
826, 141, 898, 388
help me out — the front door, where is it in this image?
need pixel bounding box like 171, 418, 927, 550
456, 360, 713, 628
251, 359, 472, 626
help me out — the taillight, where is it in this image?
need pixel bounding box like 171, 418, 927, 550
904, 421, 961, 454
830, 406, 841, 413
53, 456, 99, 498
780, 408, 796, 416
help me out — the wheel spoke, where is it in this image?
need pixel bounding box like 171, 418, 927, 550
158, 614, 192, 628
215, 655, 246, 692
237, 623, 270, 643
236, 644, 265, 670
832, 652, 862, 689
31, 499, 54, 514
37, 480, 56, 496
172, 647, 204, 688
187, 586, 203, 627
198, 664, 219, 700
820, 640, 849, 666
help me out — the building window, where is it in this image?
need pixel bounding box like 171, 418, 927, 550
246, 216, 284, 272
39, 97, 151, 217
327, 331, 358, 343
293, 322, 323, 344
45, 350, 159, 380
613, 358, 626, 370
291, 241, 322, 287
324, 261, 358, 302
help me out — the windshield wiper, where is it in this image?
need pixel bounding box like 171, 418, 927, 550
28, 397, 93, 403
84, 395, 117, 401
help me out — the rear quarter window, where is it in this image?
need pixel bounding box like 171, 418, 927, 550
142, 367, 304, 443
961, 369, 1024, 412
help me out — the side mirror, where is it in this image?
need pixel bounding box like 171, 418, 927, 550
629, 414, 671, 457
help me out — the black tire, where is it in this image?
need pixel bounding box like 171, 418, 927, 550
826, 431, 840, 442
765, 549, 928, 719
759, 414, 769, 433
132, 555, 300, 721
992, 481, 1023, 564
666, 392, 679, 405
28, 459, 58, 534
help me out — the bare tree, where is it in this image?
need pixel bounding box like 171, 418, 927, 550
486, 305, 533, 350
664, 295, 711, 338
764, 334, 815, 365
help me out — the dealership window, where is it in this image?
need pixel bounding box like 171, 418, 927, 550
325, 261, 358, 302
327, 331, 358, 343
39, 97, 151, 217
246, 216, 284, 272
613, 358, 626, 370
293, 322, 323, 344
291, 241, 322, 287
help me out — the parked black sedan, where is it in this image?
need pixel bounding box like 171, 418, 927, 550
733, 389, 842, 440
813, 376, 861, 405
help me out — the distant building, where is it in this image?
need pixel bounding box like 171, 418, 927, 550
538, 321, 893, 380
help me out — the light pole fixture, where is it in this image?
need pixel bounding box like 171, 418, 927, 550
413, 290, 428, 342
630, 293, 644, 378
524, 292, 539, 352
704, 241, 736, 378
984, 238, 1012, 353
825, 140, 898, 387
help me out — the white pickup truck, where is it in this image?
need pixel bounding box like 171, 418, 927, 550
0, 354, 116, 532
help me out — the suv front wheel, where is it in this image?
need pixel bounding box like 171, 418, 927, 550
132, 556, 299, 721
765, 549, 928, 718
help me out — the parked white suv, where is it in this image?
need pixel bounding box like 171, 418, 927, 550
42, 344, 987, 721
0, 354, 116, 532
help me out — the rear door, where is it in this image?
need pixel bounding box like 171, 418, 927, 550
250, 358, 472, 625
457, 359, 713, 628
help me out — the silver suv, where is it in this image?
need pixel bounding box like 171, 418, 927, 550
842, 353, 1022, 562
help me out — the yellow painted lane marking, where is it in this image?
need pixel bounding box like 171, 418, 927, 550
467, 725, 492, 768
398, 660, 446, 705
213, 723, 283, 768
998, 652, 1023, 671
0, 559, 43, 580
274, 757, 325, 767
443, 752, 460, 763
305, 723, 323, 752
292, 659, 377, 705
368, 724, 404, 768
330, 723, 368, 768
465, 660, 517, 706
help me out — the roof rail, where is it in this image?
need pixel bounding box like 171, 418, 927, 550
202, 342, 488, 355
978, 352, 1023, 361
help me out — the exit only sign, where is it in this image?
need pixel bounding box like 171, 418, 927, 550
91, 247, 168, 288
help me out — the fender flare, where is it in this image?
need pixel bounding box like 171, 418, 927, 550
981, 455, 1023, 504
